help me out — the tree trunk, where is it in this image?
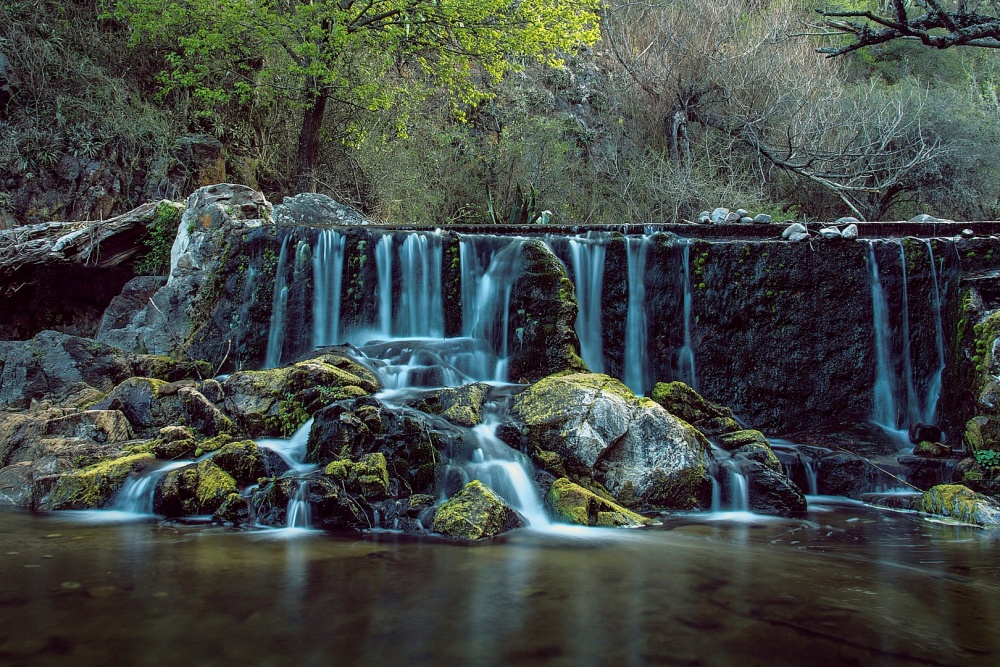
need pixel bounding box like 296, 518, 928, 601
294, 85, 329, 194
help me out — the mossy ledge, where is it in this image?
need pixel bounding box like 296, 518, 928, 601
47, 452, 156, 510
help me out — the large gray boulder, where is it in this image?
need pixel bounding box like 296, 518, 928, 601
97, 184, 272, 356
510, 373, 712, 509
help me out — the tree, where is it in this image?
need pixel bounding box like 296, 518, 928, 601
111, 0, 600, 192
818, 1, 1000, 57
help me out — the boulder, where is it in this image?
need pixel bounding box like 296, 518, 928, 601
745, 461, 807, 517
89, 377, 232, 438
789, 232, 810, 243
781, 223, 807, 240
153, 459, 238, 516
650, 381, 741, 436
920, 484, 1000, 527
324, 452, 391, 500
752, 214, 772, 224
912, 441, 951, 457
305, 396, 453, 497
841, 223, 859, 240
908, 423, 943, 444
221, 354, 379, 437
432, 480, 523, 540
545, 478, 651, 527
211, 440, 268, 485
816, 452, 896, 498
96, 184, 272, 357
95, 276, 167, 340
710, 208, 729, 224
819, 227, 842, 239
402, 383, 489, 427
45, 452, 155, 510
511, 374, 711, 509
504, 240, 589, 384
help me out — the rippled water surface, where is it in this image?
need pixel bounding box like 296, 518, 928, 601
2, 499, 999, 666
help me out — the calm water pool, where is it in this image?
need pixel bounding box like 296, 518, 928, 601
1, 498, 998, 666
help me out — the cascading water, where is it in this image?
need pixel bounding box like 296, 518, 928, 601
375, 234, 394, 337
256, 419, 318, 530
708, 447, 750, 513
264, 234, 291, 368
896, 242, 920, 424
568, 232, 607, 374
923, 239, 946, 424
459, 235, 510, 337
623, 236, 650, 395
469, 240, 526, 381
112, 460, 194, 515
867, 242, 900, 431
398, 233, 444, 338
678, 242, 697, 390
313, 229, 346, 347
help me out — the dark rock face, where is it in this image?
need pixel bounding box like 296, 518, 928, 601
745, 461, 807, 517
815, 452, 898, 498
505, 239, 588, 383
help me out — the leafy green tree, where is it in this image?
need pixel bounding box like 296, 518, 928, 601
110, 0, 600, 192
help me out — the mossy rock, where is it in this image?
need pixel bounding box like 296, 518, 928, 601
964, 416, 1000, 453
545, 478, 651, 527
324, 452, 390, 499
47, 452, 156, 510
404, 383, 489, 427
650, 381, 742, 436
734, 442, 782, 472
716, 429, 770, 451
913, 441, 951, 458
212, 492, 250, 524
154, 459, 238, 516
432, 480, 522, 540
221, 354, 379, 437
212, 440, 267, 485
131, 355, 213, 382
920, 484, 1000, 527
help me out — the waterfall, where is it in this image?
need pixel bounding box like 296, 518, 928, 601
709, 447, 750, 513
264, 234, 291, 368
867, 242, 899, 430
256, 419, 318, 530
111, 460, 194, 515
897, 242, 920, 424
678, 242, 697, 390
286, 481, 312, 529
398, 233, 444, 338
568, 232, 607, 374
623, 236, 650, 395
312, 229, 346, 348
375, 234, 393, 337
923, 240, 946, 424
470, 240, 525, 380
460, 236, 506, 337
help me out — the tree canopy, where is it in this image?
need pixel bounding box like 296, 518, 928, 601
110, 0, 601, 190
819, 1, 1000, 56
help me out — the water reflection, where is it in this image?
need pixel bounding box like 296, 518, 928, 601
1, 505, 999, 666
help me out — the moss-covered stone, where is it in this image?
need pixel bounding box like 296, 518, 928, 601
650, 381, 742, 436
212, 440, 267, 485
734, 442, 782, 472
716, 429, 770, 451
222, 354, 379, 437
545, 478, 651, 527
324, 452, 390, 499
432, 480, 522, 540
154, 459, 238, 516
47, 452, 156, 510
212, 492, 249, 524
405, 383, 489, 427
920, 484, 1000, 527
913, 441, 951, 457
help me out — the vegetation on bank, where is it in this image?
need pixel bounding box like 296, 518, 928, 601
1, 0, 999, 227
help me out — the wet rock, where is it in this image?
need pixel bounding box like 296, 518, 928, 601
324, 452, 390, 500
744, 461, 807, 517
841, 223, 859, 239
733, 441, 783, 473
306, 396, 453, 497
912, 441, 951, 457
96, 277, 167, 339
909, 423, 943, 444
815, 452, 895, 498
221, 354, 379, 437
212, 492, 250, 524
505, 240, 588, 384
897, 455, 957, 490
545, 478, 651, 527
716, 429, 770, 452
649, 381, 741, 437
177, 386, 232, 437
432, 480, 522, 540
920, 484, 1000, 527
402, 383, 489, 427
511, 373, 711, 510
951, 458, 1000, 496
0, 331, 136, 410
45, 453, 155, 510
153, 459, 238, 516
89, 377, 231, 438
211, 440, 268, 485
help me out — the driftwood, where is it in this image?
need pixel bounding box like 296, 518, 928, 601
0, 200, 174, 283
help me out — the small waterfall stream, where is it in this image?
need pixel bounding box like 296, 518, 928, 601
923, 239, 946, 424
678, 242, 697, 390
313, 229, 346, 347
264, 234, 291, 368
623, 236, 650, 395
256, 419, 319, 530
375, 234, 393, 337
112, 460, 194, 515
568, 232, 607, 374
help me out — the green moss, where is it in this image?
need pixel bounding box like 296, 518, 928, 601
432, 480, 520, 540
199, 433, 234, 453
194, 460, 239, 509
48, 453, 156, 510
324, 452, 390, 499
644, 465, 710, 510
920, 484, 1000, 526
545, 478, 651, 527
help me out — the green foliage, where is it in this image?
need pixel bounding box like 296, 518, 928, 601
975, 449, 1000, 469
135, 202, 182, 275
